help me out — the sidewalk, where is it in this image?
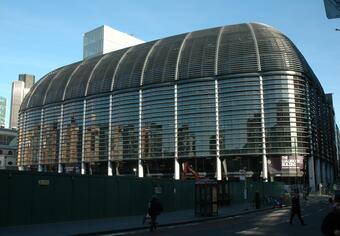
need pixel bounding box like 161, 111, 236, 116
0, 200, 279, 236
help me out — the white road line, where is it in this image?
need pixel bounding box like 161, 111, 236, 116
236, 227, 265, 235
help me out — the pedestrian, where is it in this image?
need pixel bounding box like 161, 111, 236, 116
147, 195, 163, 231
254, 191, 261, 209
289, 191, 306, 225
321, 196, 340, 236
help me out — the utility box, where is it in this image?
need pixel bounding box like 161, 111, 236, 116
195, 179, 218, 216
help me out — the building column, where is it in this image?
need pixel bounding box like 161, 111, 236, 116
38, 109, 44, 172
321, 161, 326, 184
327, 163, 331, 184
215, 79, 222, 180
58, 104, 64, 173
81, 100, 86, 175
138, 89, 144, 177
174, 84, 180, 180
316, 158, 321, 187
259, 76, 268, 182
108, 95, 113, 176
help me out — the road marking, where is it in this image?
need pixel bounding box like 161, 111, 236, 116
236, 227, 265, 235
183, 222, 200, 227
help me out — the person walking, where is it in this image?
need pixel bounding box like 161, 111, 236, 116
289, 191, 306, 225
254, 191, 261, 209
147, 196, 163, 232
321, 196, 340, 236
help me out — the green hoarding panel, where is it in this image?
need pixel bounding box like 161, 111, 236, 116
31, 174, 53, 224
7, 172, 33, 226
89, 176, 106, 219
104, 177, 118, 217
53, 175, 73, 222
0, 172, 9, 227
72, 176, 89, 220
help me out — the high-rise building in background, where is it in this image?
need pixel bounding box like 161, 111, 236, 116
83, 25, 144, 59
10, 74, 35, 129
0, 97, 6, 127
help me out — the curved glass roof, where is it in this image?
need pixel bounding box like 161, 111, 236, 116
21, 23, 319, 111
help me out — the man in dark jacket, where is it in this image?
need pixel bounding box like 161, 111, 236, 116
148, 196, 163, 231
321, 197, 340, 236
289, 192, 306, 225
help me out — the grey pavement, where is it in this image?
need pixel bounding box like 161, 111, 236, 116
0, 195, 326, 236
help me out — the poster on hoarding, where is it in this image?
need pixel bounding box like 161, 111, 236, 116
281, 155, 303, 169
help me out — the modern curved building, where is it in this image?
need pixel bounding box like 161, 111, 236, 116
18, 23, 338, 190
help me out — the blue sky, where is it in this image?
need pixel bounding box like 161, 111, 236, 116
0, 0, 339, 127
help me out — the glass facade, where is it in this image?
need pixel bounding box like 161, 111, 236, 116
17, 23, 338, 186
111, 91, 139, 175
60, 101, 83, 173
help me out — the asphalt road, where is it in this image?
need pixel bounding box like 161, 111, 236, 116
103, 196, 331, 236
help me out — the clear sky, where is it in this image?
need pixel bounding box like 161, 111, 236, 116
0, 0, 339, 127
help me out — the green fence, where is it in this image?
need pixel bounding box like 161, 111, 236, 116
0, 170, 195, 227
228, 181, 287, 206
0, 170, 287, 227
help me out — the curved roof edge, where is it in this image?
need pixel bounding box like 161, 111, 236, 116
20, 22, 324, 112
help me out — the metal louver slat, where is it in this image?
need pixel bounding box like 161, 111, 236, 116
113, 41, 156, 90
143, 34, 186, 85
64, 57, 102, 100
218, 24, 258, 75
178, 28, 219, 80
44, 63, 81, 105
87, 49, 128, 96
27, 71, 58, 108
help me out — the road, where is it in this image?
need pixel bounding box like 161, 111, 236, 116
102, 196, 331, 236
